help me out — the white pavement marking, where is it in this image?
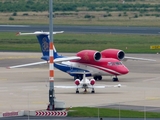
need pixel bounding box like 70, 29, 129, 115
143, 77, 160, 82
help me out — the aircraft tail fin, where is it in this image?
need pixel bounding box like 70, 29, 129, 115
17, 31, 64, 61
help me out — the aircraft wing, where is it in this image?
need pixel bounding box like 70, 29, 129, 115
88, 84, 121, 88
123, 56, 156, 61
7, 56, 81, 69
54, 86, 81, 88
7, 61, 48, 69
54, 56, 81, 63
91, 86, 106, 88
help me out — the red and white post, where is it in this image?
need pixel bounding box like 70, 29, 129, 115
48, 0, 55, 111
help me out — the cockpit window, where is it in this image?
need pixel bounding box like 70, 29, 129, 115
108, 62, 122, 66
108, 62, 112, 66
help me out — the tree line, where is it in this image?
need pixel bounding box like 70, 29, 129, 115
0, 0, 160, 12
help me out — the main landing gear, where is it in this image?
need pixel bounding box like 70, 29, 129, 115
76, 88, 79, 93
91, 88, 95, 93
76, 88, 95, 94
76, 89, 88, 93
112, 76, 119, 82
93, 75, 102, 81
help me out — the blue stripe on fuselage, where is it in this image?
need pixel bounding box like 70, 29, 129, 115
54, 63, 91, 77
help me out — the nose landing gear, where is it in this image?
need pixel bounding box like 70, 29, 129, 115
76, 88, 79, 93
112, 76, 119, 82
84, 89, 87, 93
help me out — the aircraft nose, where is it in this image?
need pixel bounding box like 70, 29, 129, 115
119, 66, 129, 74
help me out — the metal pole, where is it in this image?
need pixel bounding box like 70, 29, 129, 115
48, 0, 54, 111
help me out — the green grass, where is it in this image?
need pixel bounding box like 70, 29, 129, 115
0, 32, 159, 53
68, 107, 160, 118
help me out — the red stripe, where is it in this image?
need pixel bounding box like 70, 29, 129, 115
89, 65, 120, 75
50, 42, 53, 49
50, 70, 54, 77
50, 57, 53, 63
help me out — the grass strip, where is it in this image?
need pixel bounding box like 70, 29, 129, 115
68, 107, 160, 118
0, 32, 159, 53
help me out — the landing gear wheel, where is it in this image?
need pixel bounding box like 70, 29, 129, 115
91, 88, 95, 93
91, 90, 95, 93
84, 89, 87, 93
94, 76, 102, 81
94, 76, 98, 81
98, 76, 102, 80
112, 77, 119, 82
76, 90, 79, 93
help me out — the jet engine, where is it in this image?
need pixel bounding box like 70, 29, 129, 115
75, 79, 81, 85
101, 49, 125, 60
90, 79, 95, 85
76, 50, 101, 63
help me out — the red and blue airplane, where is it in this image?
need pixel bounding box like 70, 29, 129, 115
8, 31, 155, 81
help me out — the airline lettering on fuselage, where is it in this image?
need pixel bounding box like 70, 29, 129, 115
42, 37, 49, 52
84, 52, 89, 61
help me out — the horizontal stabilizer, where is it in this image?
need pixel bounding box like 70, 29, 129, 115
16, 31, 64, 36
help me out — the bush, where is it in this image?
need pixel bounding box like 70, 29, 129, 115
123, 11, 128, 16
103, 14, 107, 17
84, 14, 95, 18
123, 11, 127, 15
23, 13, 29, 16
145, 14, 150, 16
9, 17, 14, 20
12, 12, 17, 16
134, 14, 138, 18
118, 13, 121, 17
108, 13, 112, 17
155, 14, 160, 17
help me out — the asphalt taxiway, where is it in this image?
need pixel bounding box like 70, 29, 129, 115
0, 52, 160, 114
1, 25, 160, 35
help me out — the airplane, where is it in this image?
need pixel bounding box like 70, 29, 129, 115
54, 71, 121, 93
8, 31, 155, 82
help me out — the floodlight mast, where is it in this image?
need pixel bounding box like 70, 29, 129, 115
48, 0, 55, 111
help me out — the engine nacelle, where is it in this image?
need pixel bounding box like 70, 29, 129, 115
90, 79, 95, 85
76, 50, 101, 63
101, 49, 125, 60
75, 79, 81, 85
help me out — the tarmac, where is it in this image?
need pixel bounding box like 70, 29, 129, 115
0, 52, 160, 113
